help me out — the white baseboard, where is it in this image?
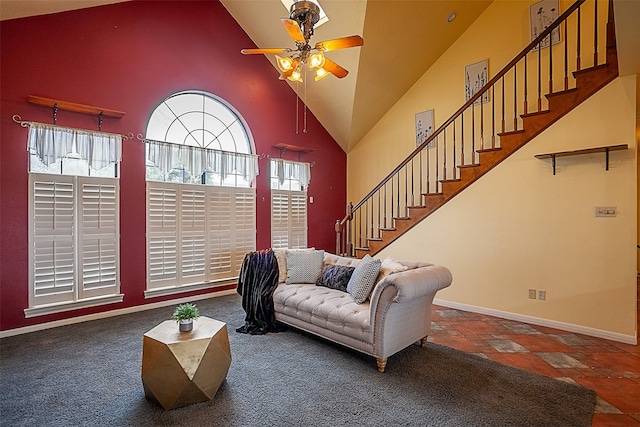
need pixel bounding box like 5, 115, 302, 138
433, 298, 638, 346
0, 289, 237, 339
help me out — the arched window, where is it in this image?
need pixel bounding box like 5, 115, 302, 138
144, 91, 257, 297
145, 91, 256, 187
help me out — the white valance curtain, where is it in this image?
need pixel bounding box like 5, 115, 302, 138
145, 139, 259, 183
27, 122, 122, 169
274, 158, 311, 188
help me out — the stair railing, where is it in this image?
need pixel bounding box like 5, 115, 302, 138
336, 0, 614, 257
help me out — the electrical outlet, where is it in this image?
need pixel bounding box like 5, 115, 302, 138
528, 289, 537, 299
538, 290, 546, 300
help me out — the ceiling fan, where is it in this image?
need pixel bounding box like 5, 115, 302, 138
241, 1, 364, 82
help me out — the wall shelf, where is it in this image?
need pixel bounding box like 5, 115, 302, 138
273, 143, 314, 159
534, 144, 628, 175
28, 95, 125, 119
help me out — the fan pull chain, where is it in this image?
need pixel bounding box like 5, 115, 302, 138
303, 76, 307, 133
295, 81, 299, 134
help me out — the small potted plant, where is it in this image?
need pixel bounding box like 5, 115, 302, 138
172, 303, 200, 332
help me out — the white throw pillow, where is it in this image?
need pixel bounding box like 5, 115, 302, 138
275, 247, 315, 283
285, 249, 324, 285
346, 254, 382, 304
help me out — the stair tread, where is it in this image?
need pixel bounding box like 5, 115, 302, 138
573, 63, 608, 77
441, 178, 461, 183
367, 238, 382, 242
521, 109, 550, 118
407, 205, 426, 209
545, 87, 578, 99
379, 227, 396, 231
497, 129, 525, 137
477, 147, 501, 153
393, 216, 410, 220
422, 192, 444, 197
458, 163, 481, 168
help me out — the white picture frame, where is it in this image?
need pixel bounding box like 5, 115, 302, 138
465, 59, 489, 105
530, 0, 561, 50
415, 109, 435, 148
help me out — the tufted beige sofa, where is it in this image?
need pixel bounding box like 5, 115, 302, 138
272, 252, 452, 372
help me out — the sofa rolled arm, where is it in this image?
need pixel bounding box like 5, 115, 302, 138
369, 264, 452, 308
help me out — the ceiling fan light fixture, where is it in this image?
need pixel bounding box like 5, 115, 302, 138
308, 51, 325, 69
276, 55, 294, 72
288, 63, 303, 82
314, 67, 330, 81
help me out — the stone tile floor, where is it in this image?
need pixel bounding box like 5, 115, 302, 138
429, 304, 640, 426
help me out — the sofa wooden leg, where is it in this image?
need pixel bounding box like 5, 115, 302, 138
376, 358, 387, 373
420, 336, 428, 348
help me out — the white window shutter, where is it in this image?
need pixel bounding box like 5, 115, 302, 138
29, 173, 121, 308
146, 182, 256, 290
232, 189, 256, 273
180, 188, 206, 282
31, 176, 76, 305
147, 184, 178, 289
78, 178, 120, 299
289, 191, 308, 249
271, 191, 290, 249
208, 187, 232, 280
271, 190, 307, 249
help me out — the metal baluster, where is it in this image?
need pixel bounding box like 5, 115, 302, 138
593, 0, 598, 66
577, 7, 582, 71
564, 16, 569, 90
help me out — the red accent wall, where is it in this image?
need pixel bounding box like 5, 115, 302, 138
0, 0, 347, 331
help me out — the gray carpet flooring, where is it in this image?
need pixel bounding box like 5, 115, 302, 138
0, 293, 596, 426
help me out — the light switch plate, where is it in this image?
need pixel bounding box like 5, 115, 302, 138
595, 207, 616, 217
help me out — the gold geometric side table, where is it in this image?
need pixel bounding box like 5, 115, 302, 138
142, 316, 231, 410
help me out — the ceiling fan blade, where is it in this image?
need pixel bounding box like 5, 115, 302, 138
323, 58, 349, 79
314, 35, 364, 52
241, 48, 289, 55
281, 18, 306, 44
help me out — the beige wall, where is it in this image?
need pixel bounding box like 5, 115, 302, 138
348, 0, 638, 340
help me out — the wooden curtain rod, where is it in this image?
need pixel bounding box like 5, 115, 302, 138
27, 95, 125, 119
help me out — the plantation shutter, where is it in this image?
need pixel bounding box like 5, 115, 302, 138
208, 187, 233, 280
180, 188, 206, 283
232, 189, 257, 272
147, 185, 178, 289
30, 175, 75, 306
271, 190, 307, 249
208, 187, 256, 280
78, 178, 119, 299
289, 191, 308, 248
147, 182, 255, 290
271, 191, 290, 249
30, 174, 120, 308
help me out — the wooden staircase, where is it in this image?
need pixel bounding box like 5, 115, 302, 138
336, 0, 619, 258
